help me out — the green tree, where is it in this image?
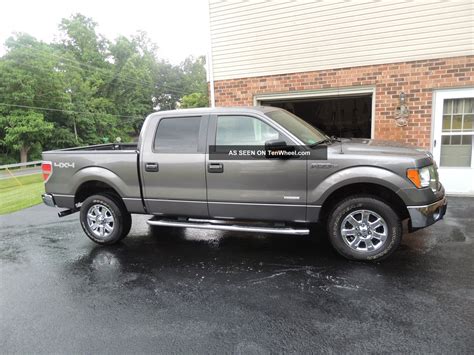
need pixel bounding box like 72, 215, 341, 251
0, 13, 209, 164
179, 56, 208, 108
181, 56, 208, 95
180, 92, 208, 108
0, 33, 72, 153
58, 14, 109, 69
57, 14, 119, 144
1, 111, 53, 162
108, 33, 157, 135
154, 60, 186, 111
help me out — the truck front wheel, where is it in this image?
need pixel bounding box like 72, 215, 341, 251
327, 196, 402, 261
80, 194, 132, 245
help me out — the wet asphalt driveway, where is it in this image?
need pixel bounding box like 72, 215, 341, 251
1, 197, 473, 353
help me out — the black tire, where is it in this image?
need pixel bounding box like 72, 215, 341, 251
80, 193, 132, 245
101, 192, 132, 237
327, 195, 402, 262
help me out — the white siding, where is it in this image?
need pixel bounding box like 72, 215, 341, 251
209, 0, 474, 80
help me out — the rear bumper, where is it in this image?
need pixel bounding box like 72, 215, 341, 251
42, 193, 56, 207
407, 196, 447, 230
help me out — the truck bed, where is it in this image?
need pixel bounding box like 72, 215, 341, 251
42, 142, 143, 212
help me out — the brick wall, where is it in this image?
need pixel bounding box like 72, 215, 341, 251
213, 56, 474, 148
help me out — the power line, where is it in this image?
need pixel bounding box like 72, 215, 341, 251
18, 55, 187, 96
0, 102, 147, 120
0, 91, 158, 118
0, 92, 153, 108
4, 43, 189, 95
41, 45, 188, 94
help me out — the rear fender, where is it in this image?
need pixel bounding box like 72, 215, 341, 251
72, 167, 128, 199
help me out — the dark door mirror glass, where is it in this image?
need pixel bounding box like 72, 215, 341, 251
265, 139, 287, 151
264, 139, 296, 159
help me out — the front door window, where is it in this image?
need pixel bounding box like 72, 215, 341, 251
216, 115, 280, 145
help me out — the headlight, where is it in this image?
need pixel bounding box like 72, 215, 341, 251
407, 165, 438, 191
419, 166, 431, 188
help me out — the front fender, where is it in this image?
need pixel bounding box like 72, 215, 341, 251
309, 166, 413, 206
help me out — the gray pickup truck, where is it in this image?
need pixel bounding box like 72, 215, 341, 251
42, 107, 447, 261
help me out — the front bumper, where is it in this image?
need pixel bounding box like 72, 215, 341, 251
42, 193, 56, 207
407, 196, 447, 230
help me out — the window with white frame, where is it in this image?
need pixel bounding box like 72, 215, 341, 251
440, 98, 474, 167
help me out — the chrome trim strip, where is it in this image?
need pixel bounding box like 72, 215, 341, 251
407, 198, 447, 209
145, 198, 207, 204
122, 197, 142, 201
147, 219, 310, 235
209, 201, 306, 207
53, 194, 74, 198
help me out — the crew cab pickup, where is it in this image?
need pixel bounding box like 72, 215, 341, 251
42, 107, 447, 261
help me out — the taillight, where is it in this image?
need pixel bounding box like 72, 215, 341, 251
42, 161, 52, 182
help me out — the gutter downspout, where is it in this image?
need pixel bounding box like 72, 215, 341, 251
206, 0, 216, 108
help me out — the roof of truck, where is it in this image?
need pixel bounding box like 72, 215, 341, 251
148, 106, 278, 117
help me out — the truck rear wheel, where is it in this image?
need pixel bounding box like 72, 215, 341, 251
80, 194, 132, 245
327, 196, 402, 261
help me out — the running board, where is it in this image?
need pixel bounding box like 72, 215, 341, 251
147, 218, 309, 235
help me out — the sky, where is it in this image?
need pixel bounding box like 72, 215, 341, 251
0, 0, 209, 64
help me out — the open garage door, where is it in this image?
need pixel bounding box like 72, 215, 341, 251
259, 93, 373, 139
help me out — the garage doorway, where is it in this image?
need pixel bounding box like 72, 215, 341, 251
256, 89, 374, 138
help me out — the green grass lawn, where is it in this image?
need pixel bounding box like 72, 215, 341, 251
0, 173, 45, 215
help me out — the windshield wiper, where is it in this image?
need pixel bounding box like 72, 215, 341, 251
308, 137, 333, 148
308, 136, 342, 148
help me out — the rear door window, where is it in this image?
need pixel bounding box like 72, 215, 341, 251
154, 117, 202, 153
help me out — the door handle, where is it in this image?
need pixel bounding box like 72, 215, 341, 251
145, 162, 159, 172
208, 162, 224, 173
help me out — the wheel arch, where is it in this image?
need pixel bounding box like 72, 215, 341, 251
75, 180, 123, 205
72, 167, 127, 205
310, 166, 412, 222
319, 182, 409, 224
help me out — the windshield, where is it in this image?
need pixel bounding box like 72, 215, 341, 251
265, 109, 327, 145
